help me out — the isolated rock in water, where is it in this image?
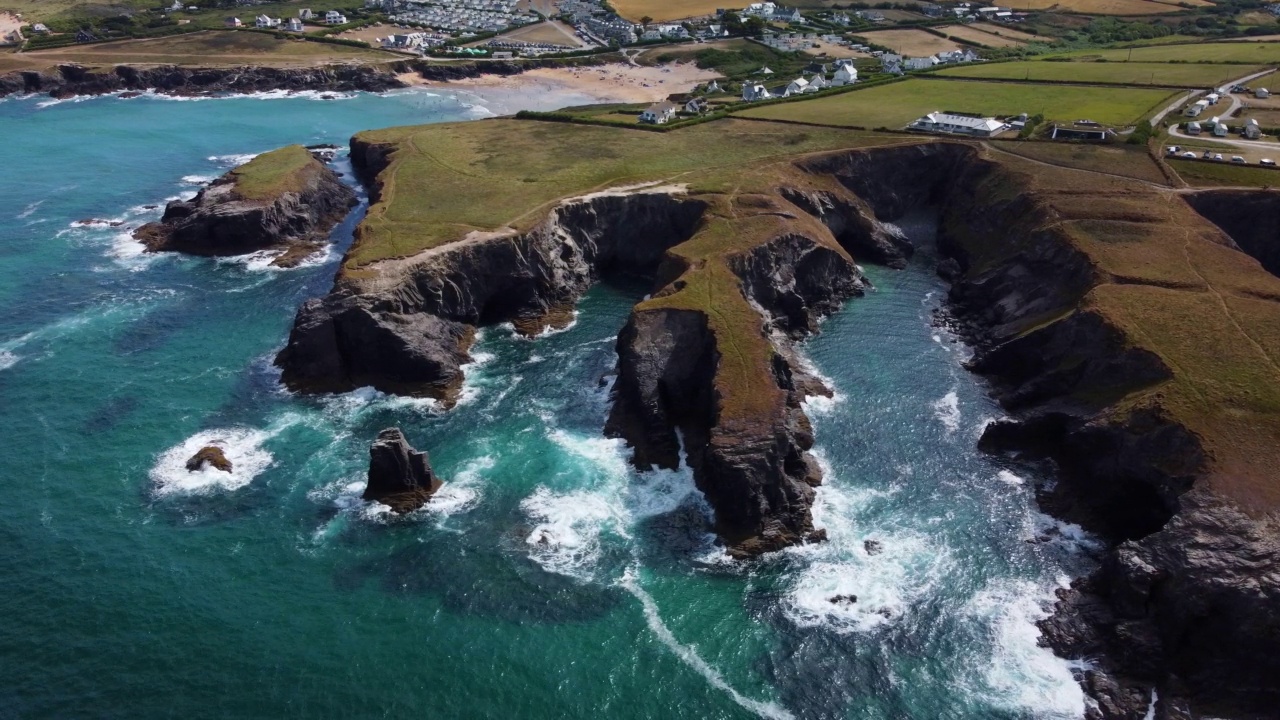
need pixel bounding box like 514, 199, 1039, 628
864, 539, 883, 555
185, 446, 232, 473
363, 428, 443, 513
828, 594, 857, 605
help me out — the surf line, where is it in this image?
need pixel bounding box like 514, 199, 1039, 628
619, 568, 794, 720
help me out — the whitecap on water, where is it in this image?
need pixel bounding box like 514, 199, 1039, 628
0, 350, 18, 371
207, 152, 260, 167
958, 578, 1086, 719
996, 469, 1025, 486
521, 485, 621, 581
181, 174, 215, 186
932, 390, 961, 433
149, 427, 275, 496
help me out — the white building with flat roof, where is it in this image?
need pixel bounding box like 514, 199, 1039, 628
910, 112, 1006, 137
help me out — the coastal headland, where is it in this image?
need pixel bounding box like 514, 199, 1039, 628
260, 114, 1280, 719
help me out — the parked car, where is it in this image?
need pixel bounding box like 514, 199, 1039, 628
1213, 153, 1225, 161
1262, 158, 1276, 166
1182, 151, 1198, 158
1232, 155, 1246, 163
1166, 145, 1180, 155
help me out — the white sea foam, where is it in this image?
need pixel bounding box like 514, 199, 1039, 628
0, 350, 18, 371
620, 570, 795, 720
181, 174, 215, 186
932, 390, 961, 433
149, 427, 275, 496
208, 152, 260, 167
996, 470, 1025, 486
16, 200, 43, 219
521, 485, 620, 580
961, 579, 1086, 719
319, 385, 444, 419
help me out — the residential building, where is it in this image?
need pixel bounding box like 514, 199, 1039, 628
325, 10, 348, 24
684, 97, 708, 114
31, 23, 50, 34
1184, 99, 1209, 117
1186, 120, 1202, 135
785, 77, 810, 96
1257, 88, 1271, 99
638, 100, 678, 124
225, 16, 242, 27
704, 80, 721, 93
742, 2, 777, 18
905, 56, 937, 71
909, 111, 1007, 137
1245, 118, 1263, 139
831, 64, 857, 85
299, 8, 316, 20
255, 14, 281, 28
285, 17, 304, 31
741, 82, 770, 102
808, 74, 828, 91
921, 3, 944, 16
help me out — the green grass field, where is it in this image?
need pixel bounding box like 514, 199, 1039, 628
733, 78, 1178, 128
15, 30, 399, 69
344, 119, 904, 270
1169, 157, 1280, 186
1051, 41, 1280, 63
934, 61, 1262, 88
229, 145, 318, 200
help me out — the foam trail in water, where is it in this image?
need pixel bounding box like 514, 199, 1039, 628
521, 485, 619, 581
149, 427, 275, 496
621, 570, 794, 720
961, 578, 1086, 719
16, 200, 43, 219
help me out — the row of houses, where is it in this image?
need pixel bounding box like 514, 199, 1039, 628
740, 2, 804, 24
225, 8, 346, 29
1185, 117, 1263, 140
740, 60, 858, 102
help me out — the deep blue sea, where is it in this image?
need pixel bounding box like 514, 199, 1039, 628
0, 88, 1096, 719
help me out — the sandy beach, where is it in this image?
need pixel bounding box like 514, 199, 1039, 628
0, 12, 24, 36
401, 62, 721, 106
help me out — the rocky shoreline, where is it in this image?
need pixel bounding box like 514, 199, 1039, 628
268, 127, 1280, 718
134, 144, 356, 267
0, 57, 610, 100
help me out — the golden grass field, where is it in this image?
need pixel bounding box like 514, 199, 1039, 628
853, 29, 960, 56
607, 0, 724, 22
938, 24, 1026, 48
969, 22, 1042, 42
1000, 0, 1200, 13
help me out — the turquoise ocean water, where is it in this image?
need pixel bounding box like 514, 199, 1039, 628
0, 88, 1095, 719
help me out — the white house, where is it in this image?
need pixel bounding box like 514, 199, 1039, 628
742, 83, 771, 102
640, 29, 661, 41
904, 56, 938, 71
299, 8, 316, 20
704, 80, 721, 94
743, 2, 778, 18
1257, 87, 1271, 99
758, 66, 775, 75
808, 74, 828, 90
638, 100, 678, 124
325, 10, 348, 24
785, 77, 810, 95
1186, 120, 1202, 135
1245, 118, 1263, 139
1213, 120, 1229, 137
256, 15, 281, 28
224, 16, 242, 27
685, 97, 708, 114
773, 7, 803, 22
831, 64, 857, 85
910, 111, 1007, 137
285, 17, 304, 31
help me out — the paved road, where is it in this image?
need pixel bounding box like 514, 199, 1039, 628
1148, 68, 1276, 127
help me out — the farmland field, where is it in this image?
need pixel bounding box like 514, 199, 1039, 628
854, 29, 960, 56
1169, 157, 1280, 187
969, 22, 1042, 42
999, 0, 1203, 12
606, 0, 730, 21
733, 78, 1178, 128
935, 61, 1261, 87
993, 142, 1170, 184
1053, 41, 1280, 63
17, 30, 400, 67
938, 24, 1026, 48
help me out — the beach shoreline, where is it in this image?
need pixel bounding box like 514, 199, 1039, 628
399, 61, 721, 106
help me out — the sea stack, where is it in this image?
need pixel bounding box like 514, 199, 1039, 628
363, 428, 444, 513
185, 446, 232, 473
133, 144, 356, 267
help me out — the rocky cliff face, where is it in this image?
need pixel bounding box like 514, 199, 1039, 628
133, 146, 356, 267
0, 63, 405, 99
927, 153, 1280, 719
276, 151, 707, 400
1185, 189, 1280, 278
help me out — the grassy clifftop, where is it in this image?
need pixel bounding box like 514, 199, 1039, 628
228, 144, 321, 201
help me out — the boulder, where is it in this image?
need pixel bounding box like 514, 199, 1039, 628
363, 428, 444, 513
185, 446, 232, 473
